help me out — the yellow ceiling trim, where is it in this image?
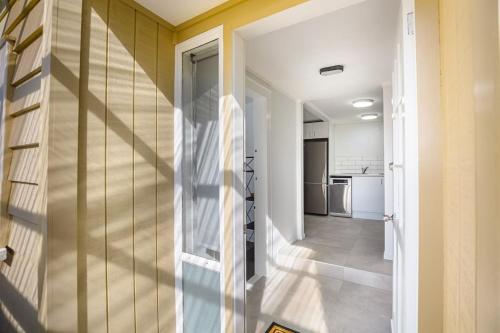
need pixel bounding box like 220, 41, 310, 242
174, 0, 247, 32
175, 0, 308, 44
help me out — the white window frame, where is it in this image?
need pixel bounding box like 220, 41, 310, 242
174, 25, 225, 333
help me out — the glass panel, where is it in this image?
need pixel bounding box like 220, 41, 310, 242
182, 262, 221, 333
181, 40, 220, 261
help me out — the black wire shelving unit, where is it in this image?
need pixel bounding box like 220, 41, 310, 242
245, 156, 255, 279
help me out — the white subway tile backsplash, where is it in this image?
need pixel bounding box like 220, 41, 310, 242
334, 155, 384, 174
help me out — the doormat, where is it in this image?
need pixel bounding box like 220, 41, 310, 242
265, 322, 299, 333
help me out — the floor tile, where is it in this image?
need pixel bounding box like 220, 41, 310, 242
246, 216, 393, 333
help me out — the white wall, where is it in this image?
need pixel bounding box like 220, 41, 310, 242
268, 88, 301, 254
329, 122, 335, 175
333, 121, 385, 174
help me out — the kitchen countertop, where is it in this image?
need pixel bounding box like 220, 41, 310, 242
331, 173, 384, 178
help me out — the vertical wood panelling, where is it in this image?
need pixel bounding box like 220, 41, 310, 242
47, 0, 82, 330
1, 0, 177, 330
440, 0, 500, 332
85, 0, 108, 331
105, 0, 135, 332
133, 12, 158, 333
79, 1, 176, 331
441, 0, 477, 330
415, 0, 444, 331
471, 2, 499, 332
156, 24, 175, 333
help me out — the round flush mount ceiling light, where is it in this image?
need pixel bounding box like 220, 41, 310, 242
360, 113, 379, 121
319, 65, 344, 76
352, 99, 375, 108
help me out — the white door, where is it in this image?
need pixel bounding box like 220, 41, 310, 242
391, 2, 419, 331
174, 26, 225, 333
391, 41, 405, 333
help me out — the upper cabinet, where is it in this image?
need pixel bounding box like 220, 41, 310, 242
304, 122, 329, 140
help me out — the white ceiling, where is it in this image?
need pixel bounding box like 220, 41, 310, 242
135, 0, 229, 25
245, 0, 399, 123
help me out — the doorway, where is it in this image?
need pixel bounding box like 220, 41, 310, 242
235, 0, 420, 332
243, 78, 275, 284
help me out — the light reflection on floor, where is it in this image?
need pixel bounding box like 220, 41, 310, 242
246, 216, 392, 333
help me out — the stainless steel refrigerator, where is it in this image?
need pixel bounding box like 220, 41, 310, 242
304, 139, 329, 215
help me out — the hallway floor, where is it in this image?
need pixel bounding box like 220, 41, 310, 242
283, 215, 392, 276
246, 268, 392, 333
245, 215, 393, 332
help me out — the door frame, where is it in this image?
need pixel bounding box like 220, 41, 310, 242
173, 25, 225, 333
244, 79, 272, 278
399, 0, 419, 331
390, 0, 420, 332
232, 0, 420, 331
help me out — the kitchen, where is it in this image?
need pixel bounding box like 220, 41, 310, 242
296, 97, 393, 285
303, 101, 385, 221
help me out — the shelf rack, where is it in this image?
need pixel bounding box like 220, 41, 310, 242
245, 156, 255, 243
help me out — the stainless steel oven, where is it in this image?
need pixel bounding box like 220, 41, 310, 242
329, 176, 352, 217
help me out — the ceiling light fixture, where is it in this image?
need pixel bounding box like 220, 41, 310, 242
352, 99, 375, 108
360, 113, 379, 121
319, 65, 344, 76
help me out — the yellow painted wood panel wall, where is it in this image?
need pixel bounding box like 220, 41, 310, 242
415, 0, 444, 332
0, 0, 46, 332
440, 0, 500, 332
0, 0, 175, 331
79, 0, 175, 332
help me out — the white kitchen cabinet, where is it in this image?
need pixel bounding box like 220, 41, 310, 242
304, 122, 329, 140
352, 176, 385, 220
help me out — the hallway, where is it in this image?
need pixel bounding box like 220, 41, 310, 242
285, 216, 392, 276
245, 216, 393, 332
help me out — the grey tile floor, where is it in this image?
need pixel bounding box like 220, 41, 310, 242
245, 216, 393, 332
283, 215, 392, 276
246, 268, 392, 333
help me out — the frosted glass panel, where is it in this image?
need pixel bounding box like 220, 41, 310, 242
182, 40, 220, 261
182, 262, 221, 333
